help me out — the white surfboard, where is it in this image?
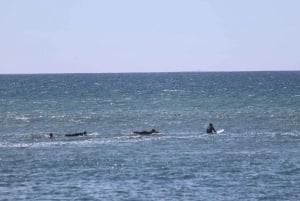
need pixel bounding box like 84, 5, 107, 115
216, 129, 224, 134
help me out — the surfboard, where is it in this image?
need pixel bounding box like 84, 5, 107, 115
217, 129, 224, 134
130, 132, 163, 136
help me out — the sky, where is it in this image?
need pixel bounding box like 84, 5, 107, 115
0, 0, 300, 74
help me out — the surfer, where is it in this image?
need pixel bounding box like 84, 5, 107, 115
133, 129, 159, 135
49, 133, 53, 138
206, 123, 216, 134
65, 131, 87, 137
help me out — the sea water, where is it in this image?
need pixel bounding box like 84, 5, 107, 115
0, 72, 299, 200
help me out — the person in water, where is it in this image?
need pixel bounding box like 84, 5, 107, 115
65, 131, 87, 137
206, 123, 216, 134
133, 129, 159, 135
49, 133, 53, 138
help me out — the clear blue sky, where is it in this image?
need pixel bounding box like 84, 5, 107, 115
1, 0, 300, 73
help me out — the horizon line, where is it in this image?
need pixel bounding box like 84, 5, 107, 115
1, 69, 299, 75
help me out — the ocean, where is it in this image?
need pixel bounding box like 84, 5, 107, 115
0, 72, 299, 200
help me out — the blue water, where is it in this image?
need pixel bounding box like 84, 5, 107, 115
0, 72, 299, 200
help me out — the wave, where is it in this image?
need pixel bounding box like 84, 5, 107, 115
0, 132, 167, 148
1, 129, 299, 149
163, 89, 186, 93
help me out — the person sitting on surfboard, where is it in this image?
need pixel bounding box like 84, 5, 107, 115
206, 123, 216, 134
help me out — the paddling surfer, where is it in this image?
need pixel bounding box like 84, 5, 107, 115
65, 131, 87, 137
133, 129, 159, 135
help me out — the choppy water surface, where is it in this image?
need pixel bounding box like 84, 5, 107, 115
0, 72, 299, 200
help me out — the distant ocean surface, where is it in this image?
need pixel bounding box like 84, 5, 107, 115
0, 72, 299, 200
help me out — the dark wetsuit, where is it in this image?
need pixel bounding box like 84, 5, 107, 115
206, 125, 216, 134
65, 131, 87, 137
133, 129, 159, 135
